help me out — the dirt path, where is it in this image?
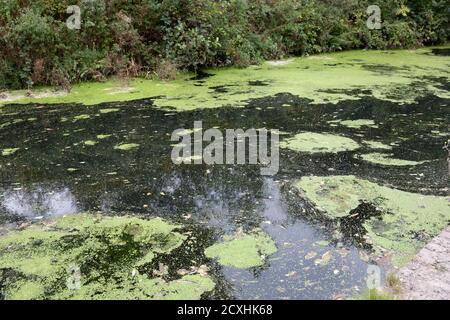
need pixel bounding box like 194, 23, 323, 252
398, 227, 450, 300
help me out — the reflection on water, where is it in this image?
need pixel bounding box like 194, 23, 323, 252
1, 187, 78, 218
217, 179, 370, 299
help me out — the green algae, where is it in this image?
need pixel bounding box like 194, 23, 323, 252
114, 143, 140, 151
296, 175, 450, 267
0, 122, 11, 129
1, 148, 19, 156
280, 132, 360, 154
204, 229, 277, 269
99, 108, 120, 114
83, 140, 98, 146
2, 47, 449, 110
6, 280, 46, 300
359, 153, 428, 166
73, 114, 91, 121
97, 134, 112, 140
328, 119, 378, 129
52, 273, 215, 300
137, 274, 215, 300
363, 141, 393, 150
430, 130, 448, 138
0, 213, 215, 300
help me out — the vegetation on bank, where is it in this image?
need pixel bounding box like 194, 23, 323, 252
0, 0, 448, 90
2, 47, 449, 108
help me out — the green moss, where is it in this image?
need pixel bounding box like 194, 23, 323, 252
1, 148, 19, 156
359, 153, 427, 166
2, 47, 449, 110
296, 176, 450, 267
204, 229, 277, 269
0, 213, 216, 300
114, 143, 140, 151
280, 132, 360, 153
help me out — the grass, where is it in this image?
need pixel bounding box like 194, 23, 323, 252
354, 289, 396, 300
385, 273, 403, 295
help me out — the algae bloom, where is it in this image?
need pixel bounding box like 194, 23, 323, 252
296, 175, 450, 266
363, 141, 393, 150
204, 229, 277, 269
1, 148, 19, 156
328, 119, 378, 129
99, 108, 120, 114
0, 214, 215, 300
114, 143, 140, 151
73, 114, 91, 121
358, 153, 428, 166
281, 132, 360, 153
83, 140, 98, 146
97, 134, 112, 140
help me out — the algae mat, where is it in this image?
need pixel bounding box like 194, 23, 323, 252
0, 213, 216, 300
1, 47, 450, 110
205, 229, 277, 269
297, 176, 450, 267
280, 132, 360, 153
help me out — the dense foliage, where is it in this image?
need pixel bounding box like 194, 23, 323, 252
0, 0, 448, 89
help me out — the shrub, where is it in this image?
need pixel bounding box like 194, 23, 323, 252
0, 0, 448, 89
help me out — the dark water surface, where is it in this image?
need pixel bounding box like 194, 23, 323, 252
0, 89, 449, 299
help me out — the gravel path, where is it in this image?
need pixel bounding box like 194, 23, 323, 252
398, 227, 450, 300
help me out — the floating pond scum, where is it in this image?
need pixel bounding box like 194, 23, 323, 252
0, 47, 449, 301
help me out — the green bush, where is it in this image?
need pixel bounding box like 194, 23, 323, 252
0, 0, 448, 89
1, 8, 57, 88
